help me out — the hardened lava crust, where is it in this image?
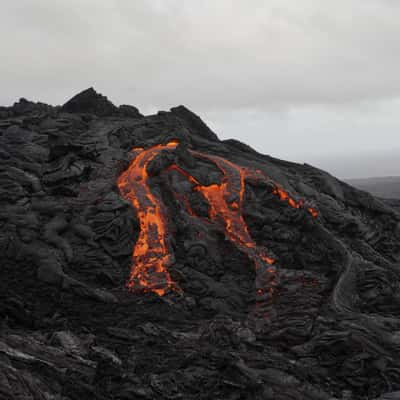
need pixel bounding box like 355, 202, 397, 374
1, 88, 400, 400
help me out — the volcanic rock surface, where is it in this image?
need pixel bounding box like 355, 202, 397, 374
1, 88, 400, 400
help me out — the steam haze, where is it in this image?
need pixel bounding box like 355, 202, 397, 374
1, 0, 399, 178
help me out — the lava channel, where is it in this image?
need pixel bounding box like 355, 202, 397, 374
186, 153, 318, 298
167, 153, 279, 298
117, 140, 179, 296
118, 140, 317, 297
188, 152, 278, 298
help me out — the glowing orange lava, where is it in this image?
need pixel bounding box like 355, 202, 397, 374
117, 140, 179, 296
118, 140, 317, 297
189, 152, 276, 266
272, 186, 318, 218
188, 152, 278, 300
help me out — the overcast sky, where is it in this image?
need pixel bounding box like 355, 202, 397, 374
1, 1, 399, 178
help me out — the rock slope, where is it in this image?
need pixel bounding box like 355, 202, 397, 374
1, 88, 400, 400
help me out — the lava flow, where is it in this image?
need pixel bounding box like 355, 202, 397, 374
117, 140, 179, 296
188, 152, 279, 299
118, 140, 317, 297
272, 186, 318, 218
189, 152, 275, 264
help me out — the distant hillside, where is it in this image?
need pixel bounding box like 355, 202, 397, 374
347, 176, 400, 199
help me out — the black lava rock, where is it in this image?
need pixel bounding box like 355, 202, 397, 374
61, 87, 119, 116
0, 88, 399, 400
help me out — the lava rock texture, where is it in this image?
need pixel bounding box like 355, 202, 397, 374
1, 88, 400, 400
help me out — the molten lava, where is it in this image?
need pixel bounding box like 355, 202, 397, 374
189, 152, 276, 264
272, 186, 318, 218
189, 152, 278, 300
118, 140, 317, 297
117, 141, 179, 296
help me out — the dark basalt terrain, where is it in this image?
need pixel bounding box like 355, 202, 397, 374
1, 88, 400, 400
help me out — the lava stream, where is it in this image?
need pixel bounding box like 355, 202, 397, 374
118, 140, 317, 297
188, 152, 277, 297
272, 186, 318, 218
168, 154, 278, 297
117, 140, 179, 296
189, 152, 275, 266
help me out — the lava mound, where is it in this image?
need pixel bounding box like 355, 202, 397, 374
1, 88, 400, 400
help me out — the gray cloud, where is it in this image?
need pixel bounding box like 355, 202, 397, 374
1, 1, 399, 178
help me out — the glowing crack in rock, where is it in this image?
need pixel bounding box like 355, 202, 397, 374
118, 140, 318, 297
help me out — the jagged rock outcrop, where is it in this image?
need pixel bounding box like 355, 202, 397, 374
0, 88, 399, 400
61, 87, 119, 116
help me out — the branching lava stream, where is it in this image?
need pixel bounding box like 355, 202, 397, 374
188, 152, 278, 298
118, 140, 317, 297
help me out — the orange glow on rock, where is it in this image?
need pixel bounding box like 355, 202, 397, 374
272, 186, 318, 217
308, 207, 318, 218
